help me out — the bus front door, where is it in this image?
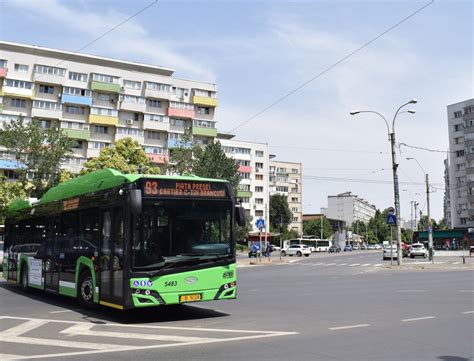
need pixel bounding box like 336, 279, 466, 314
99, 208, 124, 307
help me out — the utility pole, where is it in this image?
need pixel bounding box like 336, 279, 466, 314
410, 201, 414, 232
320, 214, 323, 241
426, 174, 434, 262
414, 202, 419, 231
390, 132, 402, 266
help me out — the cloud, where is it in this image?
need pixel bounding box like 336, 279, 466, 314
3, 0, 216, 81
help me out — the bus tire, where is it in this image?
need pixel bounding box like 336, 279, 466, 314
21, 264, 28, 291
297, 251, 302, 257
78, 270, 95, 309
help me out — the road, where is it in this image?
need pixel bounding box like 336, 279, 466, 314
0, 251, 473, 361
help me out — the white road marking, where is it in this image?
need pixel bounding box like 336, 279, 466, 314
50, 310, 73, 314
401, 316, 436, 322
0, 353, 25, 360
361, 264, 371, 267
329, 324, 370, 331
349, 264, 360, 267
338, 263, 348, 266
0, 316, 298, 360
373, 264, 383, 267
325, 263, 336, 266
396, 290, 426, 293
459, 290, 474, 293
453, 262, 462, 264
461, 311, 474, 314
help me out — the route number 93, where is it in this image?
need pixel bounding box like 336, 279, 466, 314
164, 281, 177, 287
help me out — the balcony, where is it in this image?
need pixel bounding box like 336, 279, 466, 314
33, 73, 65, 86
143, 119, 170, 132
192, 96, 218, 107
237, 190, 252, 198
62, 128, 90, 141
167, 138, 191, 149
144, 88, 170, 100
238, 165, 252, 173
31, 106, 62, 119
0, 68, 7, 78
2, 86, 34, 99
115, 132, 144, 144
61, 94, 93, 107
192, 126, 217, 137
120, 101, 146, 113
90, 81, 121, 93
146, 153, 169, 164
167, 107, 195, 119
89, 114, 118, 126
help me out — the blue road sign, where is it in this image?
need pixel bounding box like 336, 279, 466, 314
386, 214, 397, 225
256, 218, 265, 229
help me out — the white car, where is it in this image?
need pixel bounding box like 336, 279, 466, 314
409, 243, 428, 258
383, 245, 398, 260
0, 241, 3, 270
281, 244, 311, 257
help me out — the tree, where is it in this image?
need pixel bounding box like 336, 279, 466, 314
417, 215, 438, 231
81, 137, 160, 175
303, 217, 333, 239
0, 177, 32, 223
193, 141, 240, 193
269, 194, 292, 231
437, 218, 448, 230
0, 116, 74, 197
167, 127, 197, 175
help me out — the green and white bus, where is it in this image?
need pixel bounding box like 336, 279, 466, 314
2, 169, 245, 310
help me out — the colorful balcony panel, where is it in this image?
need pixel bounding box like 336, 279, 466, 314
236, 190, 252, 198
192, 126, 217, 137
0, 68, 7, 78
167, 108, 195, 119
61, 94, 93, 107
238, 165, 252, 173
146, 153, 169, 164
90, 81, 121, 93
62, 128, 90, 140
88, 114, 118, 126
192, 96, 218, 107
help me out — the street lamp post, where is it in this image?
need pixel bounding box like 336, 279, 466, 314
350, 100, 418, 266
406, 157, 434, 263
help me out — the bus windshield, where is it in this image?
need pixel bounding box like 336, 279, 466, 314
132, 200, 232, 270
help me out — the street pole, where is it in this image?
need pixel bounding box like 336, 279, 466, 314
280, 215, 283, 261
390, 225, 393, 266
414, 202, 418, 231
320, 215, 323, 242
426, 174, 434, 263
390, 132, 402, 266
410, 201, 414, 231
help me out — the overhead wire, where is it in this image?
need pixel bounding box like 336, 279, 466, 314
228, 0, 435, 133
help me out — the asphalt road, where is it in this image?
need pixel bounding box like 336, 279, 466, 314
0, 251, 473, 361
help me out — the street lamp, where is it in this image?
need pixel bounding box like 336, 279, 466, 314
406, 156, 434, 262
350, 99, 418, 266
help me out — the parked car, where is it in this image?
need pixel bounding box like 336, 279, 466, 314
352, 245, 360, 250
360, 244, 367, 250
367, 244, 376, 250
328, 245, 341, 253
374, 244, 382, 250
248, 245, 262, 258
383, 245, 398, 260
281, 244, 311, 257
344, 244, 352, 252
270, 244, 281, 252
409, 243, 428, 258
470, 245, 474, 256
0, 241, 3, 270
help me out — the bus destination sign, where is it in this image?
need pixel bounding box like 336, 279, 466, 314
143, 179, 227, 198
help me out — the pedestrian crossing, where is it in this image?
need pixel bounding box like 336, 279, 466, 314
0, 316, 297, 360
293, 262, 385, 268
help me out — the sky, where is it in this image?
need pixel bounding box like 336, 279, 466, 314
1, 0, 473, 222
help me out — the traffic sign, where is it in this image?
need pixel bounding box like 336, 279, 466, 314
386, 214, 397, 225
255, 218, 265, 229
387, 207, 395, 215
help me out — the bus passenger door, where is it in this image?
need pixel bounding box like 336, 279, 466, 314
44, 218, 59, 292
99, 208, 124, 306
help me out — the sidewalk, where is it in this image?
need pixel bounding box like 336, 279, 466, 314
381, 255, 474, 271
236, 252, 290, 267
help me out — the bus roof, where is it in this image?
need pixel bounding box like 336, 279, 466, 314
7, 169, 228, 215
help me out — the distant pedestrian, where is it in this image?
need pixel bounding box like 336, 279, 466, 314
266, 243, 272, 261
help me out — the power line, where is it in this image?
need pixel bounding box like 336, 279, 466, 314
228, 0, 435, 133
4, 0, 158, 96
398, 142, 453, 154
269, 145, 388, 154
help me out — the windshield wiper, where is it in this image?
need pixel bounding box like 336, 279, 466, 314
147, 258, 202, 278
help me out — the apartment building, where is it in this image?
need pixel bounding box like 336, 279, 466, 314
269, 160, 303, 234
0, 41, 218, 173
325, 191, 376, 226
446, 98, 474, 228
217, 135, 270, 232
443, 158, 452, 228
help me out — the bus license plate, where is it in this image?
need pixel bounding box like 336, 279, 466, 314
179, 294, 202, 303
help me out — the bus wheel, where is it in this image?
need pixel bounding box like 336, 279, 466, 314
78, 271, 95, 308
21, 264, 29, 291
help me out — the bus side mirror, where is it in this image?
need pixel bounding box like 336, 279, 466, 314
129, 189, 142, 215
235, 206, 246, 227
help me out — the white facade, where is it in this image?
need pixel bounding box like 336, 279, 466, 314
325, 192, 376, 225
218, 137, 270, 232
0, 41, 218, 173
269, 160, 303, 235
446, 98, 474, 228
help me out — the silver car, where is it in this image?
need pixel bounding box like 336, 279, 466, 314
383, 245, 398, 260
281, 244, 311, 257
409, 243, 428, 258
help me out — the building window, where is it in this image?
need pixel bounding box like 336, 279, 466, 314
144, 114, 167, 122
240, 172, 250, 179
122, 95, 145, 104
240, 197, 250, 203
292, 207, 298, 212
65, 105, 86, 115
39, 119, 51, 129
454, 123, 463, 131
69, 71, 88, 82
39, 84, 54, 94
255, 186, 264, 192
14, 64, 29, 73
193, 120, 215, 128
169, 101, 194, 110
455, 136, 465, 144
255, 210, 264, 217
255, 198, 264, 205
94, 126, 108, 134
145, 82, 170, 92
35, 64, 66, 76
148, 99, 162, 108
454, 111, 462, 118
194, 89, 215, 98
255, 162, 264, 169
291, 197, 299, 202
88, 141, 109, 150
276, 186, 288, 192
255, 174, 264, 181
222, 146, 251, 155
33, 100, 61, 111
460, 218, 468, 225
90, 107, 118, 117
123, 79, 141, 90
292, 217, 298, 222
170, 118, 186, 127
10, 98, 26, 108
238, 184, 251, 191
456, 150, 465, 157
61, 121, 89, 130
73, 140, 84, 149
92, 73, 119, 84
0, 59, 7, 68
5, 169, 19, 180
63, 87, 91, 97
236, 160, 250, 166
147, 131, 161, 140
117, 127, 143, 136
255, 150, 264, 157
456, 163, 466, 171
197, 106, 210, 114
291, 168, 298, 174
5, 79, 33, 89
144, 146, 165, 154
